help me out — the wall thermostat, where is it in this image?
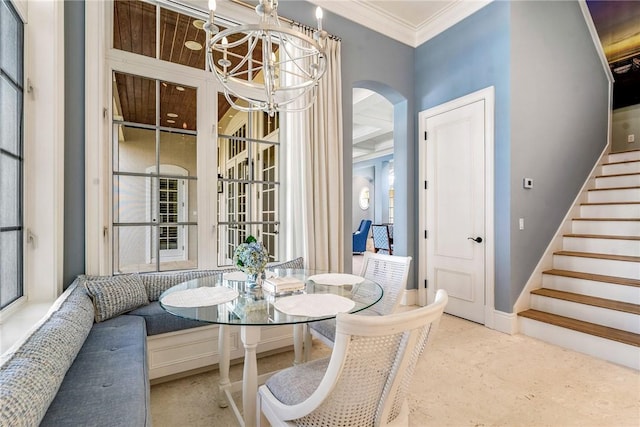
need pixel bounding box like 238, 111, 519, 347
523, 178, 533, 189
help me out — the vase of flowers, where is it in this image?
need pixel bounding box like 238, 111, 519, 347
233, 235, 269, 290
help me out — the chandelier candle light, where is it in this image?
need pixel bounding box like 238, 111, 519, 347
205, 0, 328, 115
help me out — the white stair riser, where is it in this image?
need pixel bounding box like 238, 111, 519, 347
542, 274, 640, 304
580, 204, 640, 218
571, 220, 640, 236
595, 174, 640, 189
553, 255, 639, 279
530, 295, 640, 334
602, 161, 640, 175
563, 236, 640, 257
588, 188, 640, 203
518, 317, 639, 370
608, 151, 640, 163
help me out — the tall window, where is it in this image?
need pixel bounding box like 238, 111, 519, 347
217, 94, 280, 265
0, 0, 24, 309
112, 72, 198, 273
110, 0, 283, 271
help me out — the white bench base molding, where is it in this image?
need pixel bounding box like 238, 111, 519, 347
147, 324, 294, 380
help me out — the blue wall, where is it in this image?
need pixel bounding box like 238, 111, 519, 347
414, 1, 512, 311
353, 154, 394, 227
61, 1, 609, 311
509, 0, 609, 309
64, 0, 85, 288
413, 1, 608, 312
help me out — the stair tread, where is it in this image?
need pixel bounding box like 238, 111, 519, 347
564, 233, 640, 241
588, 185, 640, 191
543, 269, 640, 287
555, 250, 640, 263
531, 288, 640, 314
603, 160, 640, 166
572, 217, 639, 221
607, 148, 640, 156
519, 309, 640, 347
581, 202, 640, 206
595, 172, 640, 178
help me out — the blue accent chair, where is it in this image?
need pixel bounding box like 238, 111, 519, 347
352, 219, 372, 253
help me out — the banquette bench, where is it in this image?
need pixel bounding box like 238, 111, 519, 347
0, 258, 303, 426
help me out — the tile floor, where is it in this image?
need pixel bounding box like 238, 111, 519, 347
150, 313, 640, 426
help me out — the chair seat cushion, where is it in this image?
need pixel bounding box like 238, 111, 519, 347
265, 357, 330, 405
310, 308, 379, 343
309, 318, 337, 342
127, 301, 210, 335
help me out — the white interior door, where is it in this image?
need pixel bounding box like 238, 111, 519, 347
424, 99, 486, 323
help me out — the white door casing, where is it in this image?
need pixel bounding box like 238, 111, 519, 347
145, 164, 189, 264
418, 87, 495, 326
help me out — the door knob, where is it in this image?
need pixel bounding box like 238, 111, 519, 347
467, 237, 483, 243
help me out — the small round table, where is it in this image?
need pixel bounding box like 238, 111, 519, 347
159, 269, 383, 427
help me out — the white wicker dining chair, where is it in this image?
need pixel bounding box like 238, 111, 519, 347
266, 257, 305, 270
258, 289, 448, 427
305, 253, 412, 356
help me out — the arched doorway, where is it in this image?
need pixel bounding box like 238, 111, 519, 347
351, 82, 407, 274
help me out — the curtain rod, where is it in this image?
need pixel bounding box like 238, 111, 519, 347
227, 0, 341, 41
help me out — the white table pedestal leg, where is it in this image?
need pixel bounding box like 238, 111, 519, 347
293, 324, 304, 365
303, 323, 312, 362
218, 324, 230, 408
241, 326, 261, 427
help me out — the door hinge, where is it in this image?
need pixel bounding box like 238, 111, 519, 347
424, 230, 428, 239
424, 279, 428, 289
424, 180, 428, 190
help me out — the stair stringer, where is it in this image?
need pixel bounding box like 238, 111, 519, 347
512, 143, 611, 316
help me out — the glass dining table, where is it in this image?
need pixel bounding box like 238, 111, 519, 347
159, 268, 383, 427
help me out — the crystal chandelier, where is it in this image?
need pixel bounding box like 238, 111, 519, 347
205, 0, 328, 115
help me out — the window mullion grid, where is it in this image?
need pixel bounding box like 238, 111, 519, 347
0, 2, 25, 309
155, 78, 161, 272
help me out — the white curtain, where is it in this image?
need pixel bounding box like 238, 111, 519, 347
283, 26, 343, 271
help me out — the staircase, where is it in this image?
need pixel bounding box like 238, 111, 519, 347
518, 149, 640, 370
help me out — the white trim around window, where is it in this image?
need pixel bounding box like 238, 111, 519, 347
85, 0, 221, 274
23, 0, 65, 302
1, 0, 64, 332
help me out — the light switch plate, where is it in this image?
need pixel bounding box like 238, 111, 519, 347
523, 178, 533, 189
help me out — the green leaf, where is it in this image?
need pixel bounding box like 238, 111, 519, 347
246, 235, 257, 243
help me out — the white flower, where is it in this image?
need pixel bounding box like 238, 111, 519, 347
233, 237, 269, 275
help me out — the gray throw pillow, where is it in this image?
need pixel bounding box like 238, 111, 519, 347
83, 274, 149, 322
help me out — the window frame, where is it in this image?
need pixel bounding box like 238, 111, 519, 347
0, 0, 25, 310
1, 0, 65, 323
86, 0, 284, 275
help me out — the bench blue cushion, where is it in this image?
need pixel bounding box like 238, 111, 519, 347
40, 315, 150, 426
127, 301, 210, 335
0, 284, 94, 427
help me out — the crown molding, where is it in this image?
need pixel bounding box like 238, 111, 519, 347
311, 0, 418, 46
415, 1, 493, 46
310, 0, 493, 48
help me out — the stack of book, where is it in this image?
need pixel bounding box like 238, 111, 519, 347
262, 277, 305, 294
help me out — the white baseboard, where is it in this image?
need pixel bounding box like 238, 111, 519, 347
490, 309, 518, 335
402, 289, 417, 306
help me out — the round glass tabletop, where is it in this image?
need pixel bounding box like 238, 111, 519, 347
159, 269, 384, 326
